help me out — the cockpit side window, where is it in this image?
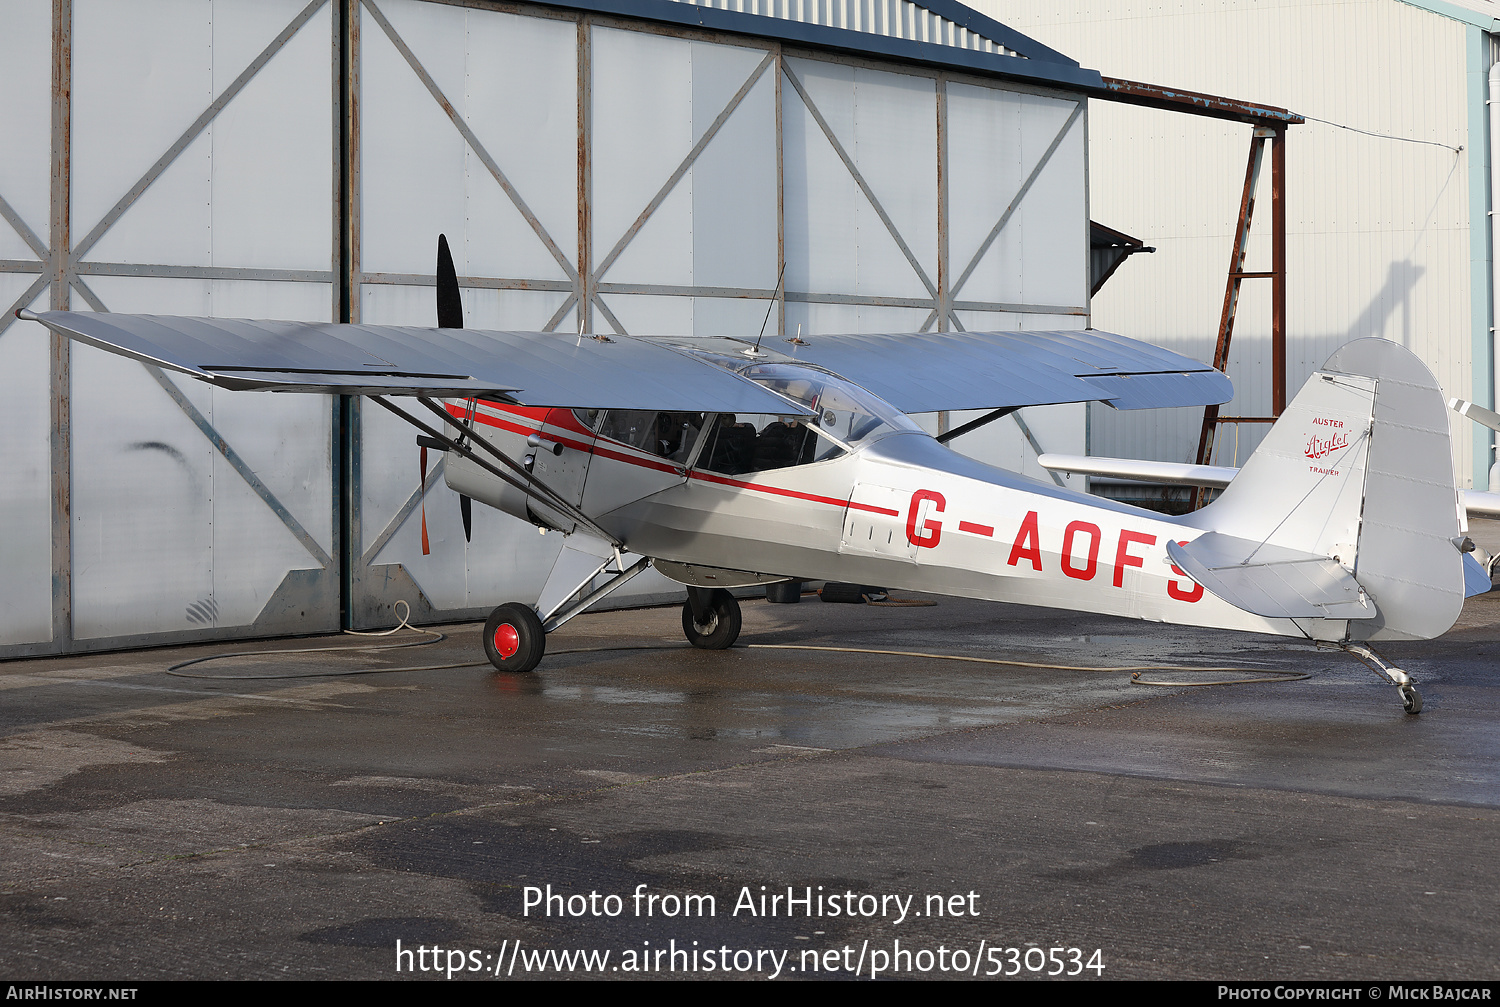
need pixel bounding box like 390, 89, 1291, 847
696, 413, 837, 476
596, 410, 707, 462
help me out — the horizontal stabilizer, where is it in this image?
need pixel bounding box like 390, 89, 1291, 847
1465, 490, 1500, 518
1464, 553, 1494, 598
1166, 533, 1374, 621
1038, 453, 1237, 487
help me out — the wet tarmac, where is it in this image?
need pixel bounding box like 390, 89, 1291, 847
3, 521, 1498, 981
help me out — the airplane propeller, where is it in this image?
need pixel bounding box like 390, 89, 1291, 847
435, 234, 473, 545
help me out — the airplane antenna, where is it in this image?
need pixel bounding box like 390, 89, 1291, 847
745, 263, 786, 357
785, 323, 807, 346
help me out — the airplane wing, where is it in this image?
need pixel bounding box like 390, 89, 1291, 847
17, 310, 814, 416
771, 329, 1233, 413
22, 310, 1229, 417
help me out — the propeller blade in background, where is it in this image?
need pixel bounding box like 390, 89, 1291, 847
436, 233, 464, 329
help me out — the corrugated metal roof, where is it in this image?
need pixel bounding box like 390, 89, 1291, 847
669, 0, 1022, 56
561, 0, 1103, 89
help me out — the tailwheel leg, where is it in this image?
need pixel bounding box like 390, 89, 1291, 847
683, 587, 741, 650
1343, 643, 1422, 715
484, 603, 546, 674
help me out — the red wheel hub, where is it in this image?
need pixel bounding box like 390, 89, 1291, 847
493, 623, 520, 660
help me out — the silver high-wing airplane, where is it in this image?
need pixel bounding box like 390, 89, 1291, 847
18, 242, 1487, 715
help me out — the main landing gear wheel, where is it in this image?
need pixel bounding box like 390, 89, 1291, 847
484, 603, 545, 673
682, 589, 741, 650
1400, 684, 1423, 715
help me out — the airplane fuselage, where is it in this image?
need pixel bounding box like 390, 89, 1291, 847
446, 400, 1312, 641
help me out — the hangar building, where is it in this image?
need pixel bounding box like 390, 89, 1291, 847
0, 0, 1120, 655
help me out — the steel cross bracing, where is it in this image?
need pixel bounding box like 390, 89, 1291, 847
349, 0, 1089, 339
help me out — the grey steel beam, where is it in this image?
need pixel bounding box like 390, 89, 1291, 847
0, 259, 48, 272
936, 75, 949, 333
775, 47, 785, 337
67, 274, 106, 312
69, 0, 327, 265
597, 282, 779, 298
951, 299, 1088, 315
362, 271, 571, 291
50, 0, 73, 651
591, 52, 775, 282
341, 0, 361, 629
781, 61, 939, 301
591, 293, 628, 335
578, 17, 592, 333
74, 262, 335, 282
787, 290, 933, 309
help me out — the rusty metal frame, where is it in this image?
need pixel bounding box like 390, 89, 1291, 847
49, 0, 73, 650
1192, 125, 1287, 507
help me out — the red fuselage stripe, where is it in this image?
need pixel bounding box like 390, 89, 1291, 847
447, 402, 901, 516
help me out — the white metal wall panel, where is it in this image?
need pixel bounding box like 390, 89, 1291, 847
0, 0, 50, 260
947, 83, 1085, 310
0, 0, 53, 646
783, 57, 935, 300
689, 47, 780, 292
65, 0, 338, 640
70, 277, 335, 639
0, 300, 53, 645
362, 0, 578, 281
977, 0, 1476, 478
591, 28, 698, 288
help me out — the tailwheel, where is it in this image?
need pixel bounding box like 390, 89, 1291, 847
1400, 685, 1423, 715
484, 603, 546, 673
682, 588, 741, 650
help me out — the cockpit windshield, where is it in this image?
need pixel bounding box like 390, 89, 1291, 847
742, 364, 920, 445
690, 361, 920, 477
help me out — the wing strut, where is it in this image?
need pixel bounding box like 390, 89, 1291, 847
367, 395, 621, 547
935, 406, 1018, 444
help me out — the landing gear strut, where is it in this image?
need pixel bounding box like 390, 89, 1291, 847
481, 549, 652, 674
682, 588, 741, 650
1344, 643, 1422, 714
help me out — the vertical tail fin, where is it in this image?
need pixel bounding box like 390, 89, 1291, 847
1196, 338, 1463, 641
